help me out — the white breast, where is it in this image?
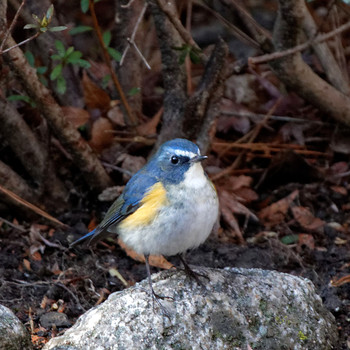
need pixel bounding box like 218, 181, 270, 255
117, 162, 219, 256
182, 162, 208, 189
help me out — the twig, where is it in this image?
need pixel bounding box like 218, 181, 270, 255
220, 111, 330, 125
0, 32, 40, 54
0, 0, 26, 52
250, 19, 350, 65
154, 0, 208, 64
268, 0, 350, 127
89, 0, 137, 125
185, 0, 193, 94
128, 38, 151, 69
101, 161, 133, 176
0, 185, 67, 227
0, 217, 26, 232
121, 0, 137, 8
212, 98, 281, 181
120, 3, 150, 69
9, 279, 86, 311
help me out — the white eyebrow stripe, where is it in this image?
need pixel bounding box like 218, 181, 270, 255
174, 149, 199, 158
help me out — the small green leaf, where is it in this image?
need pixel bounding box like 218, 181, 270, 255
55, 40, 66, 56
81, 0, 89, 13
32, 14, 41, 23
23, 23, 38, 30
189, 49, 201, 64
65, 47, 75, 57
8, 94, 36, 107
36, 66, 48, 74
75, 59, 91, 68
8, 94, 31, 103
178, 50, 187, 65
102, 31, 112, 47
25, 51, 35, 66
280, 234, 299, 245
56, 75, 67, 94
107, 47, 121, 62
69, 25, 93, 35
39, 75, 48, 87
66, 50, 82, 63
173, 44, 188, 51
49, 26, 67, 32
101, 74, 111, 88
128, 87, 140, 96
50, 54, 61, 61
50, 63, 63, 80
45, 4, 54, 23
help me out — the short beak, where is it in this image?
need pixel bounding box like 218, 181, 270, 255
190, 155, 208, 163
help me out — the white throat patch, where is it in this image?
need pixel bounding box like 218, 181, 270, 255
183, 162, 207, 188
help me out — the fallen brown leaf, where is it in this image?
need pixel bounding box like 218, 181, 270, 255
82, 71, 110, 110
89, 117, 114, 153
118, 238, 173, 269
61, 106, 90, 128
291, 206, 324, 231
258, 190, 299, 226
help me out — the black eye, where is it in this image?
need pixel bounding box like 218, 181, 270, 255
171, 155, 179, 164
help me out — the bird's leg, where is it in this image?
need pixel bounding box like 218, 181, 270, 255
144, 255, 173, 315
177, 254, 209, 284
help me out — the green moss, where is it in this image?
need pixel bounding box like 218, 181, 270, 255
298, 330, 308, 341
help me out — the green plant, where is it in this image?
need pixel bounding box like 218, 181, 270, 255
7, 94, 36, 108
50, 40, 91, 94
80, 0, 101, 14
24, 5, 67, 33
102, 31, 122, 62
173, 44, 201, 65
25, 51, 48, 86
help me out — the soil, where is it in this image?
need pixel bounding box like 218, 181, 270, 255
0, 181, 349, 349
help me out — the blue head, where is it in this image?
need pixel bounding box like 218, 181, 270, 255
145, 139, 207, 185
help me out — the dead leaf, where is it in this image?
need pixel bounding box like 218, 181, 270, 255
298, 233, 315, 250
109, 267, 129, 287
61, 106, 90, 128
291, 206, 324, 231
330, 186, 347, 196
258, 190, 299, 226
136, 107, 163, 136
31, 251, 42, 261
229, 175, 253, 191
118, 238, 173, 269
107, 104, 125, 127
23, 259, 31, 271
234, 187, 259, 203
88, 117, 114, 153
51, 262, 62, 275
334, 237, 348, 245
82, 71, 110, 110
247, 231, 278, 244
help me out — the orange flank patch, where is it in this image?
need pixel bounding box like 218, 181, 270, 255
119, 182, 168, 229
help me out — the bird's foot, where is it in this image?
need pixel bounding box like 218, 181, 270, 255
177, 254, 209, 286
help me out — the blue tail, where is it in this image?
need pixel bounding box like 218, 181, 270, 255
70, 229, 96, 247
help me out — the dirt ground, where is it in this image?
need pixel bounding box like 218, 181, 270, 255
1, 180, 349, 349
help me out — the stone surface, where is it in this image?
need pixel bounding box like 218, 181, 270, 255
40, 312, 71, 329
43, 267, 338, 350
0, 304, 32, 350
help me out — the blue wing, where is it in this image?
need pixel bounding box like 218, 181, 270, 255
70, 169, 158, 247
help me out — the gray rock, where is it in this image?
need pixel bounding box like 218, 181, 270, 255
43, 268, 338, 350
40, 312, 71, 329
0, 304, 32, 350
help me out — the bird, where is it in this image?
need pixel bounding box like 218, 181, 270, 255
71, 138, 219, 309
